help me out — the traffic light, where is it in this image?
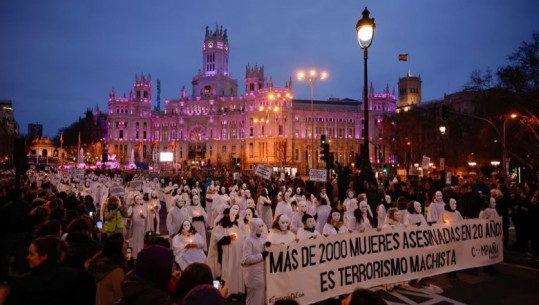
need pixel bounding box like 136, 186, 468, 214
320, 134, 327, 146
441, 104, 450, 122
382, 164, 388, 174
320, 141, 330, 163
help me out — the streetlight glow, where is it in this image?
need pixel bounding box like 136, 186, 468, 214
356, 7, 375, 49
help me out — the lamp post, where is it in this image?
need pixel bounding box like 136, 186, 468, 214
297, 69, 327, 171
439, 126, 446, 170
502, 113, 518, 176
356, 7, 375, 182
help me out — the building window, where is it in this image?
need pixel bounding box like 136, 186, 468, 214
278, 125, 283, 135
136, 131, 139, 139
231, 145, 236, 154
119, 130, 124, 139
222, 145, 227, 153
250, 127, 254, 137
249, 143, 254, 158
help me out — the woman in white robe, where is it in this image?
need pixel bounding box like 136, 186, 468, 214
266, 214, 296, 245
207, 207, 244, 297
171, 220, 207, 270
241, 218, 268, 305
127, 194, 147, 259
187, 195, 208, 251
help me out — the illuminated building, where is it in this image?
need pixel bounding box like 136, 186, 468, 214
106, 25, 396, 171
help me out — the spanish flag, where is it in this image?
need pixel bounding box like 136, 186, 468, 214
398, 54, 408, 61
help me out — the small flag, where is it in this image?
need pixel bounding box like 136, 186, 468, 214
60, 132, 64, 145
398, 54, 408, 61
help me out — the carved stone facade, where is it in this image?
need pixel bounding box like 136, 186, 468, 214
106, 25, 397, 171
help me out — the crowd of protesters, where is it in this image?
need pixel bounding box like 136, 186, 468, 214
0, 164, 537, 305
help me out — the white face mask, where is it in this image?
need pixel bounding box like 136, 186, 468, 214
230, 205, 240, 216
489, 197, 496, 209
385, 195, 391, 204
299, 202, 308, 213
450, 200, 457, 211
435, 191, 443, 202
414, 202, 422, 214
246, 200, 255, 209
360, 202, 369, 214
176, 199, 185, 207
221, 187, 226, 194
255, 223, 265, 235
242, 184, 247, 190
245, 209, 253, 221
229, 213, 237, 222
246, 192, 251, 198
331, 212, 341, 222
306, 218, 316, 228
350, 199, 358, 211
182, 221, 191, 233
192, 197, 200, 205
296, 188, 301, 195
135, 196, 143, 205
279, 216, 290, 231
348, 192, 354, 199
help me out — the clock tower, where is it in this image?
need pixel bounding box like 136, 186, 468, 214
192, 25, 238, 98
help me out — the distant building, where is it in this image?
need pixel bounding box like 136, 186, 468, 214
0, 100, 19, 136
106, 25, 397, 171
28, 123, 43, 140
396, 72, 422, 113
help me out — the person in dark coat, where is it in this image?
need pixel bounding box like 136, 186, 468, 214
4, 235, 85, 305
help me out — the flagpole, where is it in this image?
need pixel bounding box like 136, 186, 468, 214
60, 132, 64, 169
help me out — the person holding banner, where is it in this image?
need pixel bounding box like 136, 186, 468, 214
427, 191, 446, 225
350, 201, 375, 233
322, 208, 348, 236
241, 218, 268, 305
478, 197, 500, 220
404, 201, 428, 227
290, 201, 309, 234
439, 198, 463, 281
297, 214, 321, 240
266, 214, 295, 245
343, 198, 358, 229
377, 195, 392, 229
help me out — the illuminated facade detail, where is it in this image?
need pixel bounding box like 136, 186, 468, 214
396, 71, 422, 113
106, 25, 397, 169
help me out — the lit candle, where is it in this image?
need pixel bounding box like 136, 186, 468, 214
89, 211, 93, 217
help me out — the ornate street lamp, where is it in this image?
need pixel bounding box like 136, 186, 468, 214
356, 6, 375, 182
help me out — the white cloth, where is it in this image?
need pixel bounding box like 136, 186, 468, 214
404, 212, 428, 227
296, 228, 321, 241
187, 205, 208, 251
257, 195, 273, 229
274, 201, 294, 221
266, 229, 295, 245
316, 205, 331, 234
166, 206, 190, 236
322, 223, 348, 235
478, 208, 499, 219
427, 201, 446, 223
242, 232, 266, 305
127, 204, 147, 259
172, 233, 207, 270
208, 225, 244, 296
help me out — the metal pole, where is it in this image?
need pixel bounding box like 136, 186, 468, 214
310, 79, 314, 170
502, 118, 507, 176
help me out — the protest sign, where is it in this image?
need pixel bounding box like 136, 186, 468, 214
109, 185, 125, 197
265, 218, 503, 305
254, 164, 272, 180
309, 169, 327, 182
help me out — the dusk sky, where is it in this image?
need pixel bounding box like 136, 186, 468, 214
1, 0, 537, 137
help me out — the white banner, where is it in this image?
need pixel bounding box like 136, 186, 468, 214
265, 218, 503, 305
254, 163, 272, 180
309, 169, 327, 182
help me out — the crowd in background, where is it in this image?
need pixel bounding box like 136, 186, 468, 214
0, 165, 538, 305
